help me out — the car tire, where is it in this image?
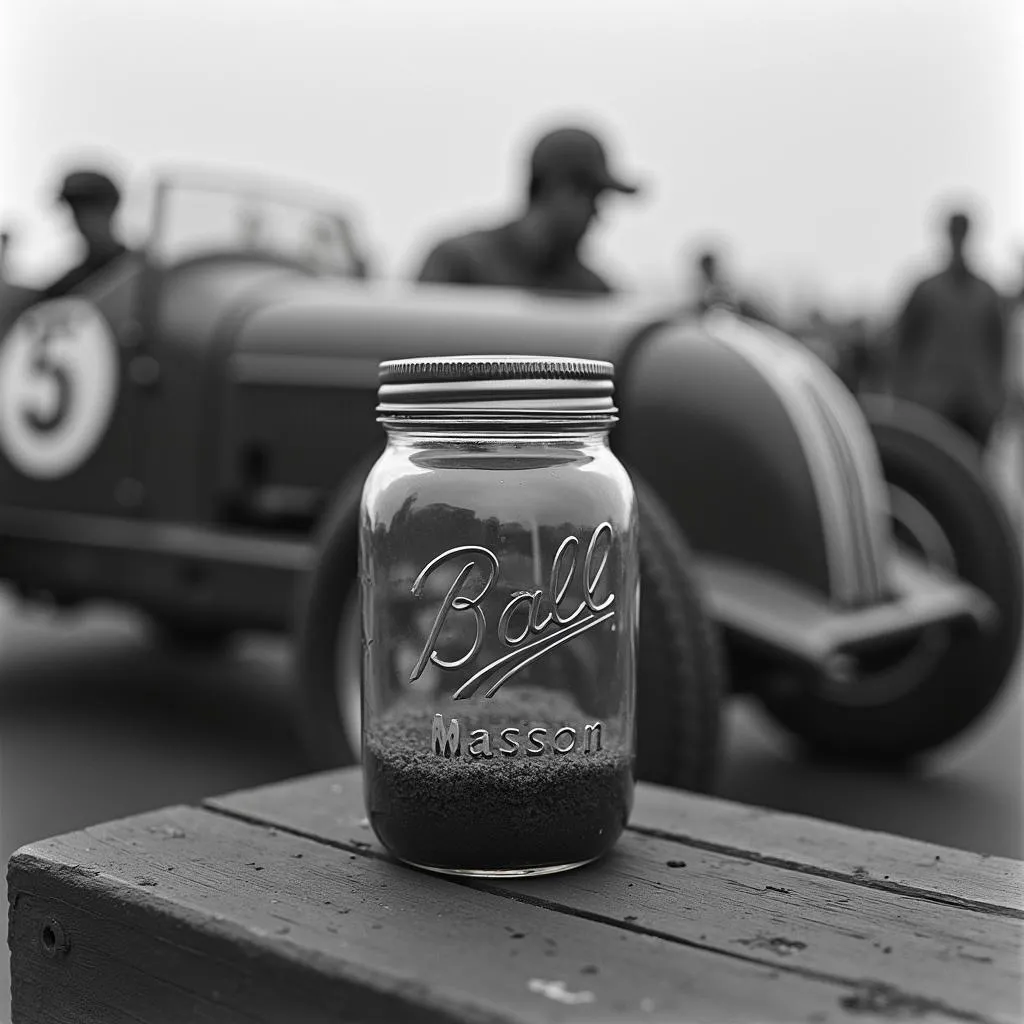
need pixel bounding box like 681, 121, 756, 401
759, 397, 1023, 762
292, 467, 726, 792
631, 476, 726, 792
292, 465, 368, 770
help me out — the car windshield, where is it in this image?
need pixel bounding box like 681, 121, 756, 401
148, 172, 362, 277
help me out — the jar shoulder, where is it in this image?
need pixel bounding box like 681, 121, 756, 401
363, 442, 636, 531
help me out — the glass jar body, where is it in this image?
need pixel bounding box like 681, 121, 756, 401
360, 428, 639, 876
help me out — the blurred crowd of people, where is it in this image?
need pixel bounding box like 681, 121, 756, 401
3, 122, 1023, 475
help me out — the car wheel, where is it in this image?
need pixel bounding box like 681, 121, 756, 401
759, 397, 1023, 761
294, 469, 726, 792
631, 476, 726, 792
293, 467, 366, 770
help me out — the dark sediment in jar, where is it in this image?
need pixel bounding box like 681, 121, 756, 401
364, 687, 634, 874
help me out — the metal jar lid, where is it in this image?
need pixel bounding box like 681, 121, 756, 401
377, 355, 618, 427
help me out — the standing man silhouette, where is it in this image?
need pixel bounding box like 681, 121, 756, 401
692, 250, 736, 313
892, 210, 1007, 450
686, 246, 774, 325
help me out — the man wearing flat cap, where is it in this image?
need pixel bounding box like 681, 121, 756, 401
416, 125, 641, 296
39, 169, 128, 301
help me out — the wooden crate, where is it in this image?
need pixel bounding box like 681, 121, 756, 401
8, 768, 1023, 1023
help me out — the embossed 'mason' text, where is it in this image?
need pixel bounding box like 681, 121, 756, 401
431, 714, 603, 758
409, 523, 616, 700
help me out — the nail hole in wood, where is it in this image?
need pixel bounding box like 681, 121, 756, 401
40, 919, 67, 958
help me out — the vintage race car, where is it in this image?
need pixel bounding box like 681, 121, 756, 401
0, 169, 1019, 790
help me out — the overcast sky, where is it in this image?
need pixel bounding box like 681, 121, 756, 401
2, 0, 1021, 315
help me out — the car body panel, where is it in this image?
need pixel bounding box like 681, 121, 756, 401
213, 282, 673, 532
0, 505, 304, 627
0, 257, 145, 517
141, 258, 309, 523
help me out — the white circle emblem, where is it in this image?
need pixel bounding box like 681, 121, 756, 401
0, 298, 120, 479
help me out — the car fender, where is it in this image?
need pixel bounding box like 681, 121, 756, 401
616, 311, 892, 605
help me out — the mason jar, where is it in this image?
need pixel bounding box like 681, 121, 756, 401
360, 355, 639, 877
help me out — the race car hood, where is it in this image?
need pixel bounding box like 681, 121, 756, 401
226, 278, 677, 388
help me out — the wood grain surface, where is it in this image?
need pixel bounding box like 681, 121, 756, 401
8, 768, 1023, 1024
631, 784, 1024, 916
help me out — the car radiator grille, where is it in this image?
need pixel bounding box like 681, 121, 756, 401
705, 311, 892, 607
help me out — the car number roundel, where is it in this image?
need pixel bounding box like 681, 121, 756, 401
0, 298, 120, 480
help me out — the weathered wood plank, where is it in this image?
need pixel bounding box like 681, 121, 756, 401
218, 768, 1023, 916
10, 888, 462, 1024
8, 805, 916, 1024
207, 769, 1024, 1024
631, 783, 1024, 917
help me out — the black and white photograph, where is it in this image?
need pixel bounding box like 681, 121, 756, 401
1, 0, 1021, 1021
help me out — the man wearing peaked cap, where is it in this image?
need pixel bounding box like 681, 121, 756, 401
415, 124, 642, 296
39, 168, 128, 301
